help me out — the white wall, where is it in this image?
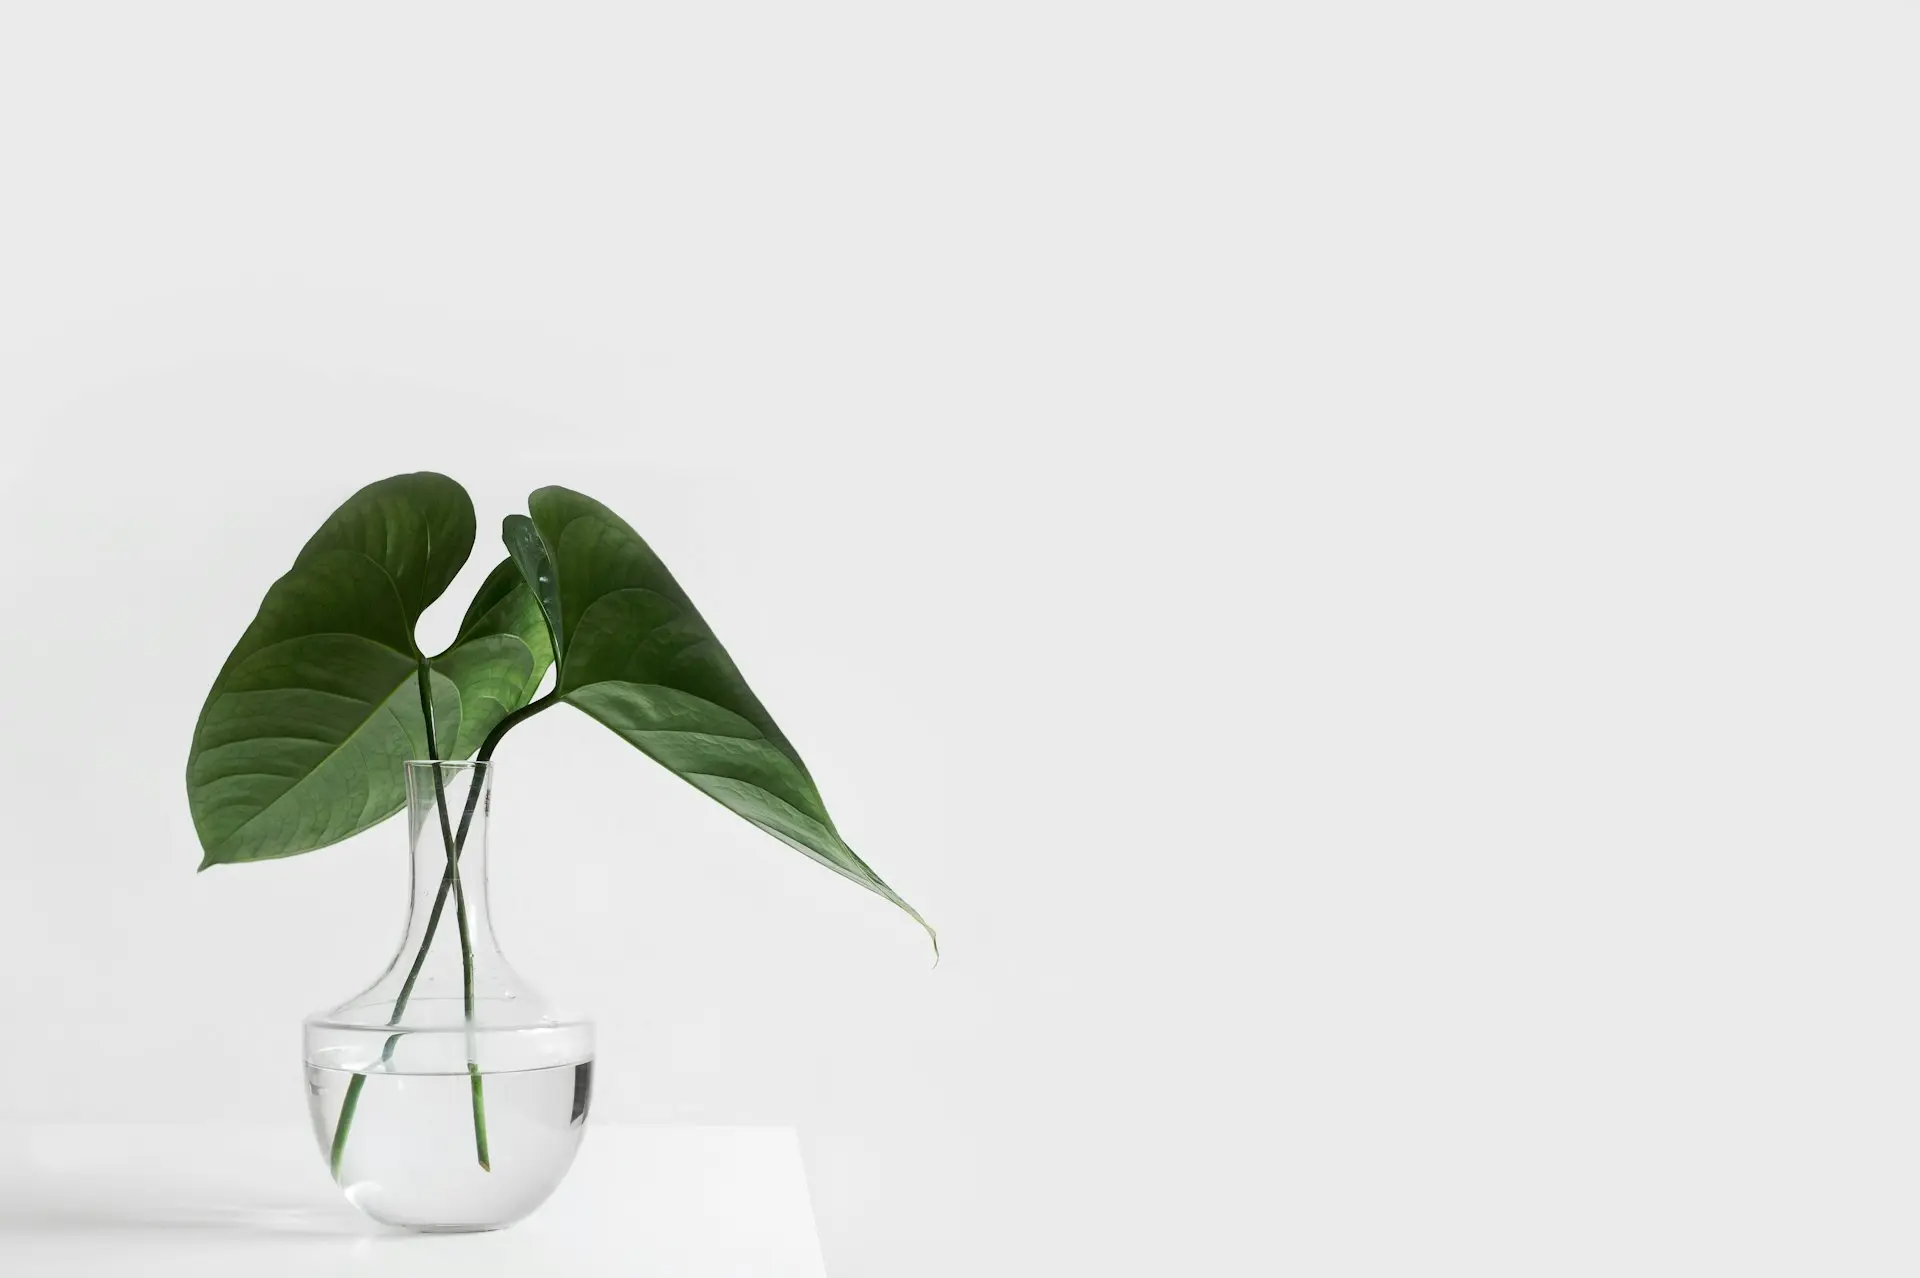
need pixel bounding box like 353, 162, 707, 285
1, 4, 1915, 1274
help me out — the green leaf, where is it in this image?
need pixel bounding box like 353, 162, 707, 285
188, 474, 482, 867
527, 485, 932, 948
502, 514, 564, 662
434, 558, 555, 759
295, 472, 475, 623
186, 559, 466, 866
454, 557, 532, 646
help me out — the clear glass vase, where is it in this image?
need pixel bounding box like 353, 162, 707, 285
303, 760, 595, 1231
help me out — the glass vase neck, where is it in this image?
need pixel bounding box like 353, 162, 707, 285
404, 759, 501, 962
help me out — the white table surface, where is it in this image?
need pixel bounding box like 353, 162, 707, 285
0, 1124, 826, 1276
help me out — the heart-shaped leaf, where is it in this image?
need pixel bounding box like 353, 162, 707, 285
526, 485, 932, 946
188, 474, 546, 867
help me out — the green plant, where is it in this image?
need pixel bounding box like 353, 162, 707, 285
186, 473, 930, 1174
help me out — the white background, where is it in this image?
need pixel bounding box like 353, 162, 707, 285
0, 4, 1914, 1274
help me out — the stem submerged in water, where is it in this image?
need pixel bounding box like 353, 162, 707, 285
326, 676, 555, 1180
468, 1061, 492, 1170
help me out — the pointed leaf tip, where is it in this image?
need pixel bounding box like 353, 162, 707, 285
527, 484, 933, 957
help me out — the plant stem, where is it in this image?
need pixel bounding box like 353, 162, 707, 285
327, 678, 559, 1179
419, 671, 490, 1173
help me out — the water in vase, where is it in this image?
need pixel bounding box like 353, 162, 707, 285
308, 1051, 593, 1230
